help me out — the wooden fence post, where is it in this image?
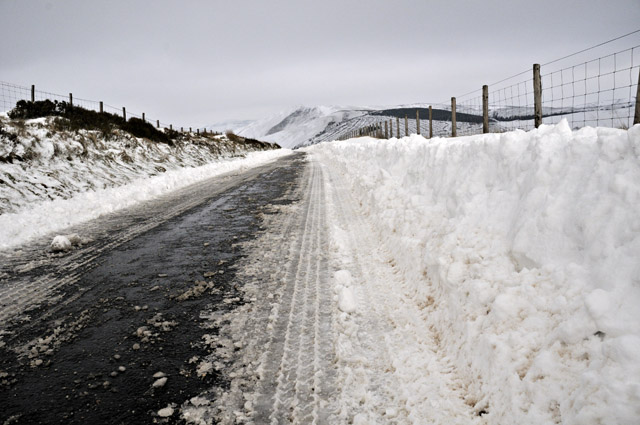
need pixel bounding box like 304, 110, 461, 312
156, 120, 160, 128
69, 93, 73, 108
451, 97, 457, 137
181, 127, 183, 132
384, 121, 388, 138
396, 117, 400, 138
483, 85, 489, 133
170, 124, 173, 130
197, 128, 199, 134
99, 101, 103, 113
416, 109, 421, 135
122, 107, 126, 121
533, 63, 542, 128
31, 85, 35, 102
429, 105, 433, 138
142, 112, 145, 122
405, 115, 408, 136
189, 127, 192, 133
634, 67, 640, 125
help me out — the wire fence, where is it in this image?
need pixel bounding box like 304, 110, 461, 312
449, 45, 639, 137
342, 40, 640, 140
0, 82, 205, 133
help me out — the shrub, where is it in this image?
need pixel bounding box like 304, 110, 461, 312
225, 130, 242, 142
7, 99, 172, 144
122, 118, 171, 144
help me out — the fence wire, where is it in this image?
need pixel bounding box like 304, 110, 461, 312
540, 45, 638, 129
341, 41, 639, 140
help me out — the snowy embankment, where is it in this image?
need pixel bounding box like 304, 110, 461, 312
0, 116, 290, 249
307, 120, 640, 424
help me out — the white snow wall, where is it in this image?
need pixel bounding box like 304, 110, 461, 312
308, 120, 640, 424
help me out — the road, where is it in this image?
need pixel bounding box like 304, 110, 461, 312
0, 151, 473, 424
0, 153, 306, 424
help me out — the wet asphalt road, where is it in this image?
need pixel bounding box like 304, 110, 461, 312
0, 152, 305, 424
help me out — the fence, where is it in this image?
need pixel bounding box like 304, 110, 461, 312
339, 39, 640, 141
0, 82, 212, 134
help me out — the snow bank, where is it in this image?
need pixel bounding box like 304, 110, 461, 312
0, 149, 289, 249
0, 116, 278, 216
0, 116, 290, 249
307, 120, 640, 424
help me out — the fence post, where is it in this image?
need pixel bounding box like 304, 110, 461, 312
416, 109, 421, 135
405, 115, 408, 136
451, 97, 457, 137
181, 127, 183, 132
142, 112, 145, 122
396, 117, 400, 138
482, 85, 489, 133
69, 93, 73, 108
122, 107, 126, 121
189, 127, 192, 133
197, 128, 199, 135
634, 67, 640, 125
384, 121, 388, 138
31, 85, 35, 103
99, 101, 103, 113
157, 120, 160, 128
429, 105, 433, 138
533, 63, 542, 128
170, 124, 173, 130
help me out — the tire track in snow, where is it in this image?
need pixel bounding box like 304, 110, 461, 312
260, 161, 332, 424
206, 158, 337, 424
320, 155, 475, 424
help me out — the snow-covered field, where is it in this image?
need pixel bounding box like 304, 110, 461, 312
303, 119, 640, 423
0, 115, 289, 249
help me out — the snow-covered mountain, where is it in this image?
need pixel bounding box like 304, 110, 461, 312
237, 106, 373, 149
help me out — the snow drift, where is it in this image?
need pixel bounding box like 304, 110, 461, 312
307, 120, 640, 424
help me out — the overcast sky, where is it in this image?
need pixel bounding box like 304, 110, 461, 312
1, 0, 639, 127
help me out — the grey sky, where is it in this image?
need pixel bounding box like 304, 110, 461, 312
1, 0, 639, 128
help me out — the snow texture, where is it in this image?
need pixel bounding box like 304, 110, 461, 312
306, 119, 640, 424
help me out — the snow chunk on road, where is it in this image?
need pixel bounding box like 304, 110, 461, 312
334, 269, 353, 287
157, 406, 174, 417
338, 287, 356, 313
50, 233, 82, 252
152, 377, 167, 388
